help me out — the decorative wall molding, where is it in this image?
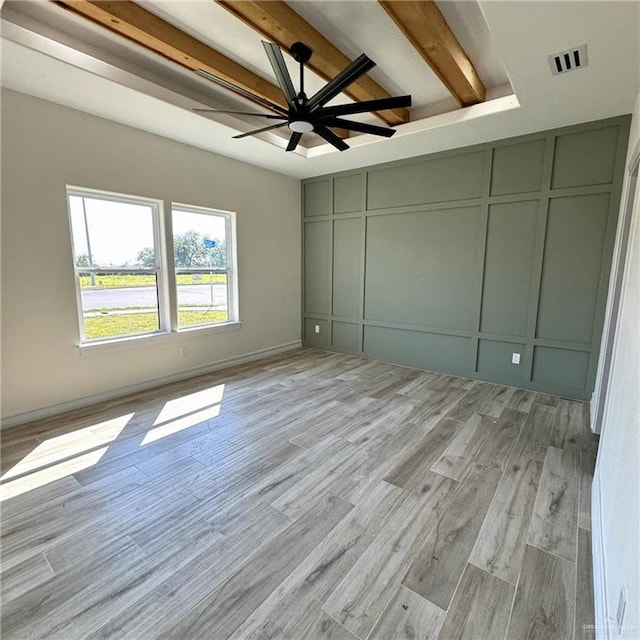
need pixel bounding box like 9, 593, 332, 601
301, 116, 631, 400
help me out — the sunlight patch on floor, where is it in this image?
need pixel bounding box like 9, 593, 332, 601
0, 386, 228, 500
0, 447, 108, 501
153, 384, 225, 426
141, 404, 222, 445
1, 413, 134, 482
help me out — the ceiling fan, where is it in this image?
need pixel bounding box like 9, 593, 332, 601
194, 41, 412, 152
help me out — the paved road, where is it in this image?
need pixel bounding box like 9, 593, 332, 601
82, 284, 227, 310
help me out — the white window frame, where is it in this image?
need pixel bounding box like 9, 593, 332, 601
66, 187, 240, 348
170, 202, 239, 330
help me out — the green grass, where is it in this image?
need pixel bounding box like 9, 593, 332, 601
178, 310, 228, 329
79, 274, 226, 289
84, 309, 229, 340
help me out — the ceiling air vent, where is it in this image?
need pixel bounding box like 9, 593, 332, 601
548, 44, 588, 75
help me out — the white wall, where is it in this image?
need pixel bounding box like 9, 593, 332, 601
1, 89, 301, 422
593, 90, 640, 638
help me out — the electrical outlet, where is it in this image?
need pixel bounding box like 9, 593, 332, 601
314, 324, 320, 334
617, 586, 626, 634
180, 346, 189, 359
512, 353, 521, 365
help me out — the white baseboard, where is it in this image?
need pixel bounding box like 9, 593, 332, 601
1, 340, 302, 430
592, 470, 610, 640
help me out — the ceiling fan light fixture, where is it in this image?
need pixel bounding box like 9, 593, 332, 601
195, 41, 411, 153
288, 120, 314, 133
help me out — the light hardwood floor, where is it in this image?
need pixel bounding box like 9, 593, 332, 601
0, 349, 598, 640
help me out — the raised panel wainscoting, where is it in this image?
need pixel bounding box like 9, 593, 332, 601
302, 116, 630, 400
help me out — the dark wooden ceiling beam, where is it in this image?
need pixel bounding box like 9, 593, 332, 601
215, 0, 410, 126
379, 0, 486, 106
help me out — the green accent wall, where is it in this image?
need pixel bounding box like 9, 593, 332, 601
301, 116, 630, 400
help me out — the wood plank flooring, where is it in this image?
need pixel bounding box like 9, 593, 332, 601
0, 349, 598, 639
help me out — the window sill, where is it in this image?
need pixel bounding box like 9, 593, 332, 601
76, 320, 242, 356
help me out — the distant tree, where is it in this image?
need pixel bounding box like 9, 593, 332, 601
208, 239, 227, 269
75, 253, 90, 267
174, 231, 227, 269
174, 230, 208, 268
136, 232, 227, 270
136, 246, 156, 268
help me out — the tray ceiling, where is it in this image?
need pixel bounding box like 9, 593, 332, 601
1, 1, 638, 178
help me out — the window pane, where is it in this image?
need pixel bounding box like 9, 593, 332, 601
80, 272, 161, 339
68, 193, 161, 342
172, 209, 229, 328
69, 196, 156, 268
176, 272, 228, 328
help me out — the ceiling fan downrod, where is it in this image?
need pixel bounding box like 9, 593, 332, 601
290, 41, 312, 103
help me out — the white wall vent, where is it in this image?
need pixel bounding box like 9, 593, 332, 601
548, 45, 588, 75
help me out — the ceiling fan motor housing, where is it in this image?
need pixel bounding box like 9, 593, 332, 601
290, 41, 313, 64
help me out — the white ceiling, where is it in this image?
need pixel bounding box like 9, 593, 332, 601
1, 1, 639, 179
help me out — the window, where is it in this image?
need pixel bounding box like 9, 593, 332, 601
172, 205, 236, 329
67, 187, 238, 344
68, 189, 165, 342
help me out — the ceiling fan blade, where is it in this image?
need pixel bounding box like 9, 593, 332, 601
232, 122, 288, 139
319, 117, 396, 138
317, 95, 412, 119
307, 54, 376, 111
262, 41, 297, 109
193, 108, 286, 119
196, 68, 289, 115
286, 132, 303, 152
314, 125, 350, 152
